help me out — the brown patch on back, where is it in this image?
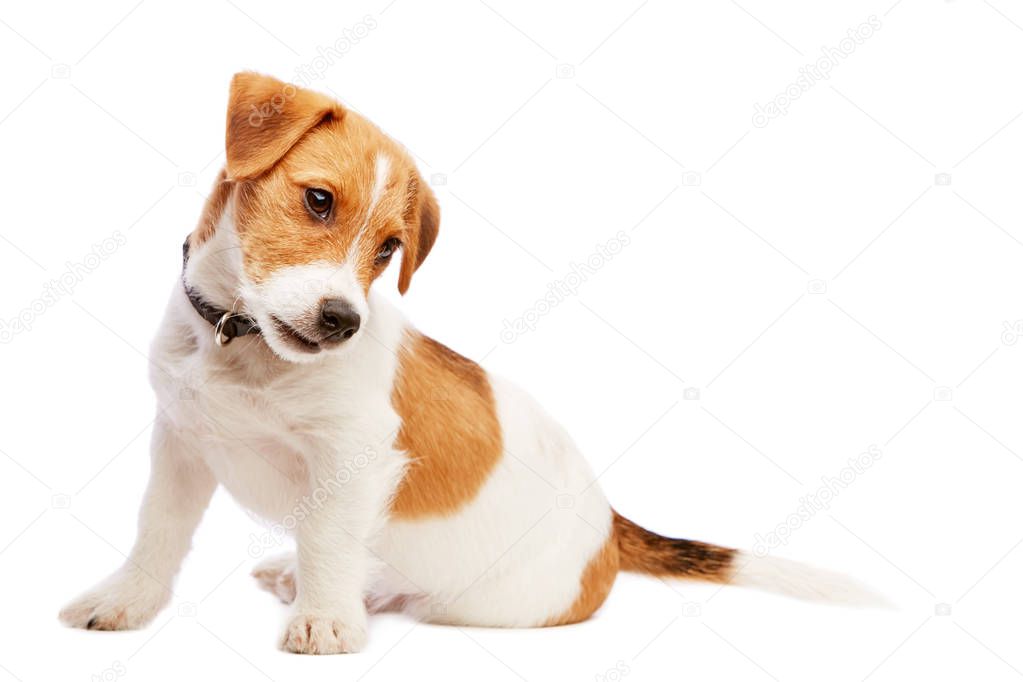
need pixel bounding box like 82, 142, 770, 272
390, 332, 503, 519
545, 533, 620, 626
613, 511, 736, 582
189, 169, 232, 247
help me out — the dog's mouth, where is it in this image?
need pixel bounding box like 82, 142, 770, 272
270, 316, 322, 354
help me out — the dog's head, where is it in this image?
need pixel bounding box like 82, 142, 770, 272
219, 72, 438, 362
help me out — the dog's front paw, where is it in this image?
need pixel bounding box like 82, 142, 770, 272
280, 613, 367, 654
59, 571, 170, 631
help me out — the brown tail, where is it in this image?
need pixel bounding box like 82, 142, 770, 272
613, 511, 736, 582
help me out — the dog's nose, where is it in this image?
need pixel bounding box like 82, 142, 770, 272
319, 298, 361, 340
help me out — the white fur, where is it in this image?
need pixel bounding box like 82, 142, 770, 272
182, 200, 243, 312
347, 153, 391, 260
731, 552, 891, 607
241, 260, 369, 364
57, 421, 216, 630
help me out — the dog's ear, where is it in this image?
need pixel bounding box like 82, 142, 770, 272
225, 72, 343, 181
398, 173, 439, 295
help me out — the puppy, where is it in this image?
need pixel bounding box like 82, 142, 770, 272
60, 72, 879, 654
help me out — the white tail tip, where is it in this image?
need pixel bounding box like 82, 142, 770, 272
731, 552, 893, 608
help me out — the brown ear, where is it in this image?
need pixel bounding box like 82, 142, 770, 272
224, 72, 343, 181
398, 175, 439, 295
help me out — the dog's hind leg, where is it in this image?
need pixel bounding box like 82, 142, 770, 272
252, 553, 297, 604
253, 554, 427, 615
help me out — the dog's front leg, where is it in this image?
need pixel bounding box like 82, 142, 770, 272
59, 421, 215, 630
280, 445, 389, 655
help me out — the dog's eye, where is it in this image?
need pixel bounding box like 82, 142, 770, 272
376, 237, 400, 263
304, 188, 333, 219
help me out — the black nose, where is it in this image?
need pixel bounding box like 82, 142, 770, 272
319, 298, 361, 340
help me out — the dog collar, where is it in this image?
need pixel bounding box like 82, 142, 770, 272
181, 238, 260, 346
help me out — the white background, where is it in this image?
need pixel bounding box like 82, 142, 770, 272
1, 1, 1022, 680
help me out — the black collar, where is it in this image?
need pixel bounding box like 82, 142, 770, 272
181, 238, 260, 346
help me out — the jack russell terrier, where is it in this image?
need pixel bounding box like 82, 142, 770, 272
60, 72, 880, 654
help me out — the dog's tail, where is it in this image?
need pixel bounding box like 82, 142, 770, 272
612, 511, 889, 607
